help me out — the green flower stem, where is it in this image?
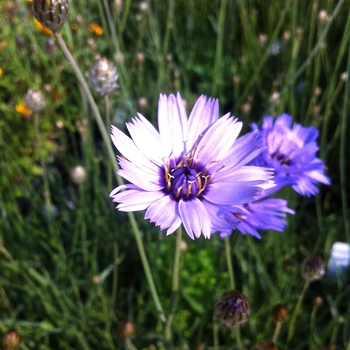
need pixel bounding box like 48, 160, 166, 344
224, 236, 235, 290
287, 279, 309, 343
340, 39, 350, 243
34, 113, 52, 217
272, 320, 282, 344
224, 236, 242, 348
164, 226, 182, 346
104, 94, 112, 193
54, 31, 166, 324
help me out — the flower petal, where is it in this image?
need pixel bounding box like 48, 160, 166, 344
158, 93, 188, 156
187, 95, 219, 146
145, 195, 182, 234
178, 198, 211, 239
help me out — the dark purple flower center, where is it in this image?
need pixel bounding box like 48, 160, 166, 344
271, 150, 292, 166
163, 147, 212, 201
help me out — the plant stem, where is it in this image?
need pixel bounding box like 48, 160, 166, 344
34, 113, 52, 218
224, 236, 235, 290
54, 31, 166, 324
340, 38, 350, 243
287, 280, 309, 343
272, 320, 282, 343
164, 226, 182, 346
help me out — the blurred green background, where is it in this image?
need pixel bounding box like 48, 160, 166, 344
0, 0, 349, 349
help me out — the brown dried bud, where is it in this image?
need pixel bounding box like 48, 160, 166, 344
87, 57, 119, 96
31, 0, 69, 32
2, 330, 21, 350
313, 296, 323, 307
272, 304, 288, 322
301, 255, 325, 282
118, 320, 135, 338
214, 290, 250, 329
25, 89, 46, 113
252, 340, 277, 350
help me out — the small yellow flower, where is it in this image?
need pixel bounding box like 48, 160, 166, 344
34, 18, 53, 36
16, 101, 33, 118
0, 41, 7, 50
89, 22, 104, 35
0, 68, 3, 77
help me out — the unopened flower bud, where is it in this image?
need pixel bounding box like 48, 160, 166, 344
214, 290, 250, 329
118, 320, 135, 338
272, 304, 288, 322
31, 0, 69, 32
139, 1, 148, 12
313, 296, 323, 307
2, 330, 21, 350
241, 102, 251, 115
25, 89, 46, 113
137, 97, 148, 111
70, 165, 87, 185
301, 255, 325, 282
136, 52, 145, 65
87, 57, 119, 96
318, 10, 328, 24
252, 340, 277, 350
340, 72, 348, 82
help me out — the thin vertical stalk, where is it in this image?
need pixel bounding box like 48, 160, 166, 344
340, 40, 350, 242
287, 280, 309, 343
164, 226, 182, 346
104, 94, 112, 192
34, 113, 52, 217
212, 0, 227, 97
54, 31, 166, 324
224, 236, 235, 290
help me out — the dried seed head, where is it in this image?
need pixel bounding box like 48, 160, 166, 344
214, 290, 250, 329
137, 97, 148, 111
272, 304, 288, 322
2, 330, 21, 350
136, 51, 145, 65
31, 0, 69, 32
25, 89, 46, 113
252, 340, 278, 350
118, 320, 135, 338
301, 255, 325, 282
87, 57, 119, 96
70, 165, 87, 185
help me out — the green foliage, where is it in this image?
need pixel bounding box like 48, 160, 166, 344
1, 0, 350, 349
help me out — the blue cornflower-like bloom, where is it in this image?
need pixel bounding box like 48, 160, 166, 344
225, 198, 295, 239
110, 93, 274, 240
250, 114, 330, 197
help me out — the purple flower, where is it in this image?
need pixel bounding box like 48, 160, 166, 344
110, 93, 274, 240
220, 198, 295, 239
251, 114, 330, 197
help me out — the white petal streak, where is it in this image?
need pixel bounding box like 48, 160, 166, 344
111, 125, 151, 166
126, 114, 168, 164
115, 190, 164, 211
196, 115, 242, 164
187, 96, 219, 146
158, 93, 188, 156
118, 158, 162, 191
145, 195, 181, 233
110, 184, 138, 198
179, 199, 211, 239
215, 165, 273, 182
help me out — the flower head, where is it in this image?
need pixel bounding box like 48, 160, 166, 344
87, 57, 119, 96
110, 93, 273, 239
223, 198, 295, 239
251, 114, 330, 197
214, 290, 250, 329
